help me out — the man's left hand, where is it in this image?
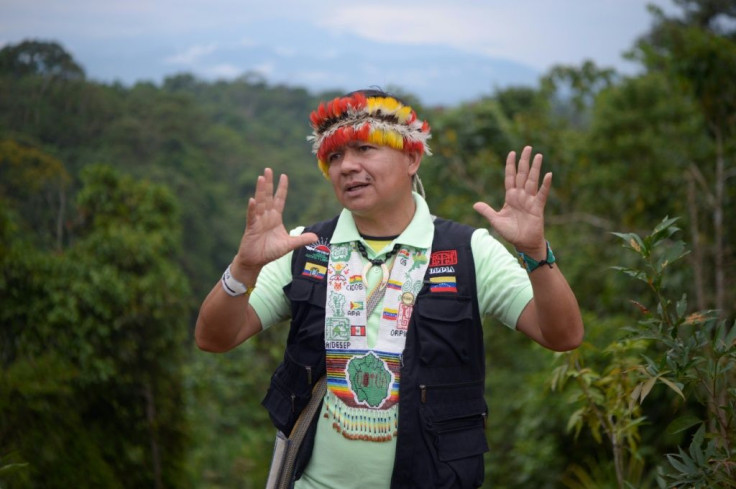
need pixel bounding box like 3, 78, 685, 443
473, 146, 550, 257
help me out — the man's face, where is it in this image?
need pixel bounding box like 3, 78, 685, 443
326, 141, 420, 219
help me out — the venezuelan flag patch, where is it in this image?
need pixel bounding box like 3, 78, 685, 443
429, 276, 457, 293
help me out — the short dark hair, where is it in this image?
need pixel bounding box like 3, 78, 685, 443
345, 88, 411, 107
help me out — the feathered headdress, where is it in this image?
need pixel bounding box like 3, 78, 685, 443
307, 92, 432, 177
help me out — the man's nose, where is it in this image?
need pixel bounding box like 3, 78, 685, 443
340, 148, 362, 173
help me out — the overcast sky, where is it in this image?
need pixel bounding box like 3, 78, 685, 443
1, 0, 678, 105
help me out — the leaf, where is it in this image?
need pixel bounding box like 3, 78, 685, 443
630, 383, 643, 403
652, 216, 680, 237
0, 462, 30, 475
629, 300, 651, 315
566, 407, 585, 435
611, 232, 645, 254
675, 294, 687, 318
666, 453, 693, 475
688, 425, 706, 466
666, 416, 702, 435
657, 376, 685, 400
639, 375, 658, 402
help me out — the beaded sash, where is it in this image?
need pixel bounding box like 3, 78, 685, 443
323, 241, 430, 441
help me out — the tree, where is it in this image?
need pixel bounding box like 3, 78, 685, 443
1, 164, 191, 488
633, 2, 736, 316
0, 40, 85, 80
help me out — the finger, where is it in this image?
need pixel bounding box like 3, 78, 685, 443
472, 201, 498, 223
245, 197, 257, 226
525, 152, 543, 195
515, 146, 532, 189
504, 151, 517, 192
536, 172, 552, 206
262, 168, 274, 210
290, 232, 319, 251
273, 174, 289, 213
253, 175, 267, 216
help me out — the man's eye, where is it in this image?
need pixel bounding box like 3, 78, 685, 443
328, 152, 342, 162
359, 144, 374, 152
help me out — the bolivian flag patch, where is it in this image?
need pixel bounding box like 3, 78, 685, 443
429, 276, 457, 293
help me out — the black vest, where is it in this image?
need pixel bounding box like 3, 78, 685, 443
262, 217, 489, 488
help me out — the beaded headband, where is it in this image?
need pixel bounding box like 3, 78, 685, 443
307, 92, 432, 177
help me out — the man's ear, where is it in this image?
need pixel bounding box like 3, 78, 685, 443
407, 151, 422, 177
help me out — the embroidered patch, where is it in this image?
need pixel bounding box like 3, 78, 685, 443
347, 352, 393, 408
430, 250, 458, 267
382, 308, 398, 321
326, 318, 350, 340
429, 265, 456, 275
429, 275, 458, 293
328, 262, 349, 290
330, 243, 351, 261
396, 292, 415, 330
351, 325, 366, 336
386, 279, 402, 290
305, 236, 330, 263
302, 262, 326, 279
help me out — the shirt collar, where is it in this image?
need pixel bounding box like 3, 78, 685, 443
331, 192, 434, 249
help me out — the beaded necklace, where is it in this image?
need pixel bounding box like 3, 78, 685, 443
356, 241, 401, 317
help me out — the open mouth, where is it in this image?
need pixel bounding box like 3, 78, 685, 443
345, 182, 370, 193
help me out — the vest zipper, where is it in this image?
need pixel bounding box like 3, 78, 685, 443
418, 379, 484, 404
306, 365, 312, 385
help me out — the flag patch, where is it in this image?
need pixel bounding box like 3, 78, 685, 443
387, 279, 402, 290
302, 262, 327, 279
429, 276, 457, 293
382, 309, 398, 321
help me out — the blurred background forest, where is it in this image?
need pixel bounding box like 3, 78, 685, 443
1, 1, 735, 488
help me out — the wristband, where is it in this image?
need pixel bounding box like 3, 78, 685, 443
517, 241, 556, 273
221, 265, 255, 297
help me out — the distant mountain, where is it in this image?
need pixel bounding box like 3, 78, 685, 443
65, 20, 540, 107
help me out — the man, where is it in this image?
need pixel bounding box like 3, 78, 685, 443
196, 89, 583, 488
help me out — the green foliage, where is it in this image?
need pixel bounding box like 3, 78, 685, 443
422, 98, 515, 226
1, 165, 190, 488
552, 217, 736, 488
613, 219, 736, 488
184, 326, 288, 488
0, 39, 85, 80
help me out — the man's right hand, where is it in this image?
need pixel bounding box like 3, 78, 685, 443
230, 168, 318, 283
195, 168, 318, 352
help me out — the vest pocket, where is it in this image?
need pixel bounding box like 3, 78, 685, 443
285, 276, 327, 307
419, 386, 488, 488
262, 349, 323, 435
284, 277, 327, 349
413, 296, 474, 366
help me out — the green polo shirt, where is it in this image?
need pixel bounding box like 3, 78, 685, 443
249, 193, 532, 489
250, 193, 532, 332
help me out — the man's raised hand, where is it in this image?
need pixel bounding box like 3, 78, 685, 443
232, 168, 318, 276
473, 146, 551, 256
